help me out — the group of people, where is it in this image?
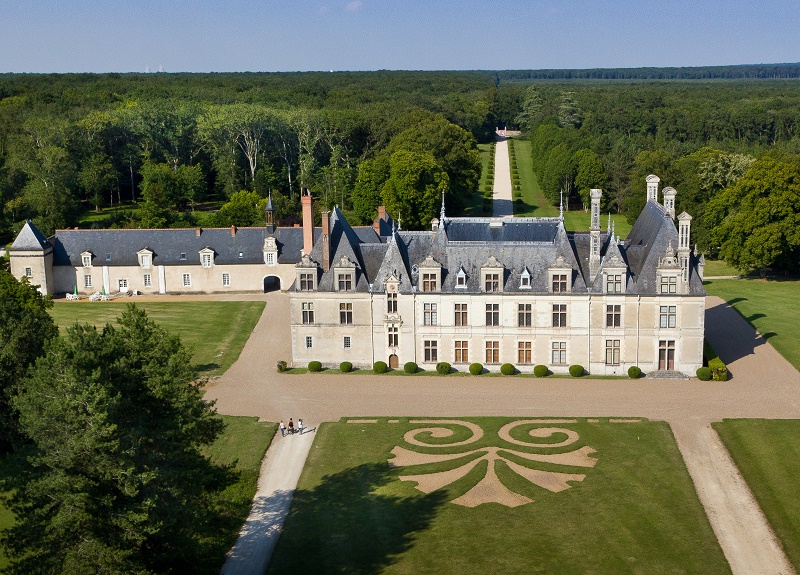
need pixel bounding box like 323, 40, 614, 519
279, 418, 303, 436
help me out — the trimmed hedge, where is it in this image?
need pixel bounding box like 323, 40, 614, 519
500, 363, 516, 375
708, 357, 728, 381
628, 366, 642, 379
308, 361, 322, 372
534, 365, 549, 377
469, 362, 484, 375
373, 361, 388, 374
569, 364, 585, 377
697, 366, 712, 381
276, 360, 287, 372
339, 361, 352, 373
404, 361, 418, 374
436, 362, 451, 375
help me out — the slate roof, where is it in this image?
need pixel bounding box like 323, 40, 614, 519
10, 221, 50, 251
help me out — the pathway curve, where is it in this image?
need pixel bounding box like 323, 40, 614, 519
492, 135, 513, 217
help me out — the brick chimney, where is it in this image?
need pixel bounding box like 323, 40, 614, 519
230, 225, 237, 237
195, 228, 202, 237
321, 210, 330, 272
373, 205, 387, 234
302, 189, 313, 255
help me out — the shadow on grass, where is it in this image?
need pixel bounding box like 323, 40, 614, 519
266, 463, 446, 574
194, 362, 221, 374
705, 301, 766, 367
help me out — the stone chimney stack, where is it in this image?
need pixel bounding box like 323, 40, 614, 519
662, 187, 677, 219
678, 212, 692, 288
230, 225, 237, 237
431, 218, 440, 232
589, 188, 602, 280
321, 210, 330, 272
646, 174, 660, 204
302, 189, 313, 255
373, 205, 387, 234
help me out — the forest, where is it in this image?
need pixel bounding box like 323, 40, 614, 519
0, 68, 798, 273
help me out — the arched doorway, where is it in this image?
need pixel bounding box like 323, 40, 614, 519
388, 354, 399, 369
263, 276, 281, 293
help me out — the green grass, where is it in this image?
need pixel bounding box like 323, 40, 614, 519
49, 301, 265, 377
714, 419, 800, 571
703, 259, 741, 277
268, 417, 730, 574
704, 279, 800, 370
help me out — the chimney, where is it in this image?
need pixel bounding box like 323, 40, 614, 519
195, 228, 201, 237
662, 187, 677, 219
646, 174, 660, 203
321, 210, 330, 272
230, 225, 237, 237
373, 205, 387, 234
431, 217, 439, 231
302, 189, 313, 255
378, 205, 386, 221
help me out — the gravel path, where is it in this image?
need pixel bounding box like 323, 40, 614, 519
206, 293, 800, 575
492, 136, 513, 217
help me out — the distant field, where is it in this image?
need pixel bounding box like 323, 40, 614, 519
703, 259, 740, 277
49, 301, 265, 377
714, 419, 800, 571
268, 417, 730, 575
704, 279, 800, 370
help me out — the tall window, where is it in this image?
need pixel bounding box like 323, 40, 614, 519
84, 274, 92, 288
201, 253, 212, 268
300, 273, 314, 291
485, 303, 499, 326
551, 342, 567, 364
423, 303, 438, 326
302, 302, 314, 324
182, 273, 191, 287
455, 303, 468, 327
82, 254, 92, 267
222, 273, 230, 287
518, 341, 532, 364
422, 273, 437, 292
424, 340, 438, 362
606, 274, 622, 293
660, 305, 677, 328
388, 325, 399, 347
454, 341, 469, 363
140, 254, 151, 268
605, 340, 620, 365
338, 273, 353, 291
606, 304, 621, 328
144, 274, 152, 288
266, 252, 275, 265
387, 292, 397, 313
552, 304, 567, 327
552, 274, 567, 292
485, 341, 500, 364
660, 276, 677, 294
485, 273, 500, 292
339, 302, 353, 325
343, 336, 351, 349
305, 336, 313, 349
518, 303, 532, 327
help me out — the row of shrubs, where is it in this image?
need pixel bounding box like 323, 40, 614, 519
302, 361, 644, 378
696, 357, 728, 381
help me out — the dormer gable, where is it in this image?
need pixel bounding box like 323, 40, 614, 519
548, 254, 573, 293
481, 255, 504, 293
81, 251, 93, 268
136, 248, 153, 269
334, 254, 357, 291
455, 266, 467, 289
295, 253, 318, 291
656, 241, 682, 294
418, 255, 442, 292
199, 247, 215, 268
519, 267, 532, 290
263, 236, 278, 266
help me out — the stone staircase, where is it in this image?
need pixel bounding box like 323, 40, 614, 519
645, 370, 690, 380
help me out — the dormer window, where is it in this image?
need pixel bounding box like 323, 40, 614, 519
548, 255, 572, 293
180, 253, 187, 261
418, 255, 442, 293
81, 252, 92, 268
338, 273, 353, 291
263, 236, 278, 266
295, 253, 317, 291
481, 255, 504, 293
141, 254, 151, 268
660, 275, 677, 294
422, 273, 437, 292
199, 248, 215, 268
105, 254, 111, 262
519, 268, 531, 289
552, 274, 568, 292
137, 249, 153, 269
605, 273, 622, 293
455, 267, 467, 289
484, 273, 500, 292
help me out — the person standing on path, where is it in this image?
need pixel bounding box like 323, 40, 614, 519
279, 420, 286, 437
287, 418, 294, 435
298, 419, 304, 434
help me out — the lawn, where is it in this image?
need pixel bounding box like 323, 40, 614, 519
267, 417, 730, 574
703, 279, 800, 370
49, 301, 265, 377
713, 419, 800, 571
703, 259, 741, 277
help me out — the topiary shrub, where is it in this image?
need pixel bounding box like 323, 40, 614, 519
534, 364, 549, 377
276, 360, 287, 372
500, 363, 516, 375
569, 364, 585, 377
436, 362, 451, 375
628, 366, 642, 379
469, 362, 484, 375
308, 361, 322, 372
373, 361, 388, 374
696, 366, 712, 381
708, 357, 728, 381
404, 361, 418, 374
339, 361, 352, 373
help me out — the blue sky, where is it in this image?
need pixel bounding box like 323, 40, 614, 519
2, 0, 798, 73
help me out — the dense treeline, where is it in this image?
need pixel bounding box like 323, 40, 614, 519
493, 63, 800, 81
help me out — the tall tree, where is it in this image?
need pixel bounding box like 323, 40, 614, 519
381, 150, 448, 229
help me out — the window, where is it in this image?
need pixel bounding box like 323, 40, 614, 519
238, 252, 244, 259
82, 255, 91, 267
518, 303, 532, 327
552, 304, 566, 327
455, 303, 468, 327
305, 336, 313, 349
300, 273, 314, 291
551, 342, 567, 364
424, 340, 438, 362
222, 273, 230, 287
422, 273, 437, 292
520, 271, 531, 289
339, 302, 353, 325
606, 304, 621, 328
338, 273, 353, 291
302, 302, 314, 324
141, 254, 151, 268
659, 305, 677, 328
180, 253, 187, 261
182, 273, 191, 287
387, 292, 397, 313
105, 254, 111, 262
423, 303, 438, 326
144, 274, 152, 288
606, 274, 622, 293
388, 325, 399, 347
455, 341, 469, 363
485, 303, 499, 326
84, 274, 92, 288
343, 336, 351, 349
266, 252, 275, 266
201, 253, 212, 268
518, 341, 532, 364
660, 276, 677, 294
24, 267, 32, 278
659, 340, 676, 370
552, 274, 568, 292
485, 341, 500, 364
606, 340, 620, 365
118, 278, 128, 290
456, 270, 467, 288
485, 273, 500, 292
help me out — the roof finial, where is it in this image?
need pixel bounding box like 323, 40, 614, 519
440, 190, 446, 224
611, 220, 616, 241
607, 212, 611, 234
397, 211, 402, 231
559, 189, 564, 220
